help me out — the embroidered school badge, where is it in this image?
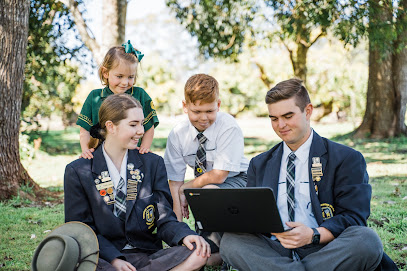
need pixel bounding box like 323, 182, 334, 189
321, 203, 335, 220
143, 204, 155, 229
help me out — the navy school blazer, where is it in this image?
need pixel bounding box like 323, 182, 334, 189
64, 146, 196, 263
247, 131, 398, 270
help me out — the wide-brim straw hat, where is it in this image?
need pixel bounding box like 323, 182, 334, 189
31, 221, 99, 271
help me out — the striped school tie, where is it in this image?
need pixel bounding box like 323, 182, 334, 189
194, 133, 207, 177
287, 152, 300, 261
286, 152, 296, 222
114, 177, 126, 221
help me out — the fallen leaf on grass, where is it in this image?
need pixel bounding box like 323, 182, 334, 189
391, 187, 401, 197
380, 217, 390, 224
402, 196, 407, 200
31, 234, 36, 239
383, 200, 396, 205
43, 230, 51, 233
392, 243, 407, 250
369, 218, 384, 227
28, 219, 42, 225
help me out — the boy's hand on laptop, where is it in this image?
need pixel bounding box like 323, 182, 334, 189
272, 222, 314, 249
179, 192, 190, 219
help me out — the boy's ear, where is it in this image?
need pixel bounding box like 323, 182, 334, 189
305, 103, 313, 121
182, 100, 188, 114
216, 99, 221, 110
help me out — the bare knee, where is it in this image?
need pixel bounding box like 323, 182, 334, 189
171, 252, 207, 271
202, 184, 219, 189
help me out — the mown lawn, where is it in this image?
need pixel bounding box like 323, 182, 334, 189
1, 119, 406, 270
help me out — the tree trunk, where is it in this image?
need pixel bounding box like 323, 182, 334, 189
392, 0, 407, 136
60, 0, 127, 64
289, 42, 309, 84
102, 0, 127, 51
0, 0, 39, 200
355, 40, 396, 138
355, 1, 402, 138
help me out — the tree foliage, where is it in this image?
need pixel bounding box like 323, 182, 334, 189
167, 0, 342, 83
23, 0, 84, 128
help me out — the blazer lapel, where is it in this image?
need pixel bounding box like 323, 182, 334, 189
308, 131, 327, 225
263, 144, 283, 200
91, 146, 114, 212
125, 149, 144, 222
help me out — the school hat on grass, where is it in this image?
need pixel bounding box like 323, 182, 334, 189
31, 221, 99, 271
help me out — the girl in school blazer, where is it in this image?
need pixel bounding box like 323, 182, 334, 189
64, 93, 209, 271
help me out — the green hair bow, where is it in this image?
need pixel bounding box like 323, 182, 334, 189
122, 40, 144, 62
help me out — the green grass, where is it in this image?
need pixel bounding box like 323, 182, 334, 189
1, 119, 406, 270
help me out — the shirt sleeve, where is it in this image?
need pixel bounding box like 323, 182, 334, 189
134, 88, 159, 131
76, 92, 94, 131
164, 130, 187, 181
212, 126, 245, 173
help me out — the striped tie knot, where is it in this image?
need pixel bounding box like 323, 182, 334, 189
288, 152, 296, 162
197, 132, 207, 144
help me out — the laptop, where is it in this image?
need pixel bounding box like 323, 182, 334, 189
184, 187, 284, 233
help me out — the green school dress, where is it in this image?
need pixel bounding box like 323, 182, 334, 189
77, 86, 159, 132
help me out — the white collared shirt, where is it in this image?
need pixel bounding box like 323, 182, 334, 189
277, 130, 318, 230
164, 112, 249, 181
102, 143, 128, 195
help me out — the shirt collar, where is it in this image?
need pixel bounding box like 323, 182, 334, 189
282, 129, 313, 164
101, 86, 134, 98
186, 112, 219, 142
102, 142, 128, 188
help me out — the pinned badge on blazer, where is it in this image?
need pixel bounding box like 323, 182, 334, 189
311, 157, 323, 194
127, 163, 135, 170
312, 157, 322, 167
127, 179, 139, 200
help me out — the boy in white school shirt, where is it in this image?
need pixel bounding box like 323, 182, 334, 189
164, 74, 249, 267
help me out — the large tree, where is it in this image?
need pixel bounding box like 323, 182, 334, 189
59, 0, 127, 64
0, 0, 34, 200
338, 0, 407, 137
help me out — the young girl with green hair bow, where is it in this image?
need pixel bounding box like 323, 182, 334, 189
77, 40, 159, 159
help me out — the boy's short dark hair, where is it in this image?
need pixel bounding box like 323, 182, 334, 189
265, 78, 311, 112
184, 74, 219, 104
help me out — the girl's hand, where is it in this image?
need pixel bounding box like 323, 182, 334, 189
79, 148, 94, 159
183, 235, 211, 258
136, 146, 150, 154
111, 258, 137, 271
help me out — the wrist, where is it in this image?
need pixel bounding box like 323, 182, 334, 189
311, 228, 320, 245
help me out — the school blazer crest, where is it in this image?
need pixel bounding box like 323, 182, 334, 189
247, 131, 372, 238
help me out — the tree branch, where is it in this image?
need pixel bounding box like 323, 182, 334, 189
309, 29, 325, 47
58, 0, 102, 63
254, 61, 273, 88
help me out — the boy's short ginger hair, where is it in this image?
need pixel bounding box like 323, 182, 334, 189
184, 74, 219, 104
